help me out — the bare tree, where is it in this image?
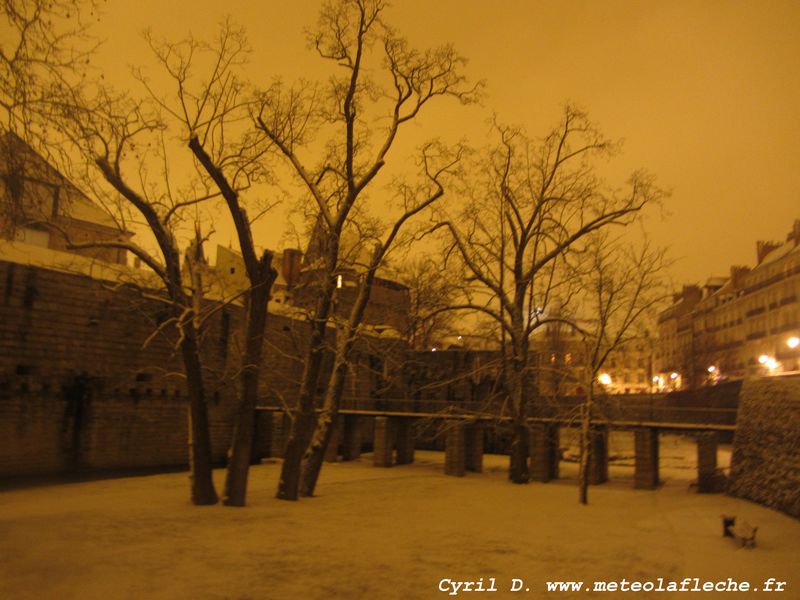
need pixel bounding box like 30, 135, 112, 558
440, 106, 664, 483
401, 254, 460, 350
1, 0, 100, 234
55, 89, 221, 505
254, 0, 479, 501
1, 0, 98, 138
299, 143, 461, 497
136, 21, 280, 506
573, 232, 670, 504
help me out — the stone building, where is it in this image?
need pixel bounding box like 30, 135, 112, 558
1, 132, 129, 265
655, 219, 800, 389
0, 137, 409, 477
532, 323, 654, 396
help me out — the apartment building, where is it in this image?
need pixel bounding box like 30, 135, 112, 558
656, 219, 800, 388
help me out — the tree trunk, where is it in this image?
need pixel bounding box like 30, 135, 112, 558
276, 250, 338, 501
181, 330, 219, 505
300, 254, 380, 497
508, 420, 530, 483
300, 358, 349, 497
278, 410, 318, 500
223, 264, 273, 506
507, 362, 530, 484
299, 410, 336, 497
578, 385, 593, 505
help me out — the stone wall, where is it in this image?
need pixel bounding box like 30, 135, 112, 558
728, 376, 800, 518
0, 259, 404, 477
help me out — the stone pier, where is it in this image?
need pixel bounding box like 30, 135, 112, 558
395, 418, 416, 465
373, 416, 397, 467
324, 417, 342, 463
465, 423, 484, 473
530, 423, 560, 482
696, 432, 719, 493
445, 422, 466, 477
634, 427, 659, 489
251, 410, 273, 462
588, 425, 609, 485
341, 414, 363, 461
270, 411, 291, 458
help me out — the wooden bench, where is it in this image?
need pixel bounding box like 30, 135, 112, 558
721, 515, 757, 548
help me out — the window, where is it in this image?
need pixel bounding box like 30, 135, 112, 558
13, 227, 50, 248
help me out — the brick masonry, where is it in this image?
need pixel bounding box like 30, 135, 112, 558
634, 428, 659, 490
445, 422, 466, 477
728, 377, 800, 517
0, 259, 399, 477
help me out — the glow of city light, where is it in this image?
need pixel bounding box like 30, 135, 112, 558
652, 376, 659, 383
707, 365, 716, 373
788, 337, 800, 349
766, 358, 779, 371
336, 274, 343, 289
758, 354, 769, 364
670, 372, 679, 380
431, 347, 437, 352
598, 373, 612, 385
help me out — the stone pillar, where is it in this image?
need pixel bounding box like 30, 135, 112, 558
634, 427, 659, 489
588, 425, 609, 485
465, 423, 484, 473
445, 422, 466, 477
324, 417, 342, 463
373, 416, 396, 467
530, 423, 559, 482
251, 410, 272, 462
341, 414, 362, 461
696, 432, 718, 493
395, 418, 416, 465
548, 424, 560, 480
270, 411, 290, 458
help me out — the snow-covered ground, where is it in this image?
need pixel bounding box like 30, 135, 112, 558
1, 434, 797, 599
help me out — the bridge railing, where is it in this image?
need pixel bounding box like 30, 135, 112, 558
335, 396, 737, 426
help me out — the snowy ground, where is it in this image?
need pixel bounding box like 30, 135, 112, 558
1, 434, 798, 600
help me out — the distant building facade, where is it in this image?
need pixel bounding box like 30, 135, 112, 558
655, 219, 800, 389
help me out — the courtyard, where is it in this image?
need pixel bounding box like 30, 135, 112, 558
1, 435, 798, 599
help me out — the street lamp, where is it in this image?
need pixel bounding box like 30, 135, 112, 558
788, 336, 800, 349
598, 373, 612, 386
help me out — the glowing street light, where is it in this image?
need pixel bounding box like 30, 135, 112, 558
758, 354, 769, 365
707, 365, 716, 373
598, 373, 612, 386
670, 372, 679, 380
766, 358, 779, 372
788, 336, 800, 349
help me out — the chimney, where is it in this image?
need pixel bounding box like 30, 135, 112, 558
282, 248, 303, 288
673, 285, 701, 306
756, 240, 781, 264
729, 265, 750, 289
682, 285, 702, 305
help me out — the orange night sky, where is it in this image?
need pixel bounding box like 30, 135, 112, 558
91, 0, 800, 288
